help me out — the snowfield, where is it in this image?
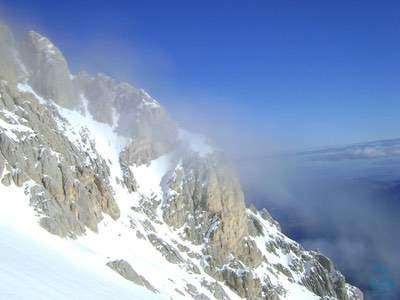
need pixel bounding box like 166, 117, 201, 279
0, 184, 162, 300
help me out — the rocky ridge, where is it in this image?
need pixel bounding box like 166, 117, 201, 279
0, 24, 363, 300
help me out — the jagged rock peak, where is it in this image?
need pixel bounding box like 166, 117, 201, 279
0, 24, 20, 84
19, 30, 79, 108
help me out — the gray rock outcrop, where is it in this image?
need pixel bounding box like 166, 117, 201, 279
20, 31, 79, 108
106, 259, 158, 293
0, 79, 119, 237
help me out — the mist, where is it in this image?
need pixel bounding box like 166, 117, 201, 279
237, 153, 400, 300
164, 90, 400, 299
168, 96, 400, 299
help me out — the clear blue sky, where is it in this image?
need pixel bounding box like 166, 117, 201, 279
1, 0, 399, 151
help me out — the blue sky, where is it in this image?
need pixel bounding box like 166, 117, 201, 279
1, 0, 399, 151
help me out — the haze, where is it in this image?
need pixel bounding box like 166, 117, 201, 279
1, 1, 399, 299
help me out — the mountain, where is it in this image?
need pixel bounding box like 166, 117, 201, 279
298, 139, 400, 161
0, 24, 363, 300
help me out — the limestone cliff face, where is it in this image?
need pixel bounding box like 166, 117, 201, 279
161, 154, 253, 263
0, 80, 119, 237
0, 25, 363, 300
159, 153, 362, 300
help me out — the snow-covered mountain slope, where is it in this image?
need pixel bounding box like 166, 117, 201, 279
0, 24, 363, 300
0, 184, 162, 300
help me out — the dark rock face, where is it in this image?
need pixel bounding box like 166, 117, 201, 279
302, 252, 364, 300
201, 280, 231, 300
0, 25, 363, 300
147, 233, 185, 264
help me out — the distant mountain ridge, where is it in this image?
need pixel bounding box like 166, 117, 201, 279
298, 138, 400, 161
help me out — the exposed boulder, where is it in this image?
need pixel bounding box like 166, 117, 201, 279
185, 283, 211, 300
201, 280, 231, 300
0, 154, 4, 178
147, 233, 184, 264
1, 172, 12, 186
106, 259, 158, 293
221, 266, 263, 299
